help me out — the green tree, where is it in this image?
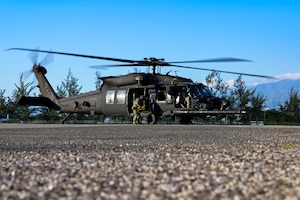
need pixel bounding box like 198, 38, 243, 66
38, 107, 60, 122
205, 70, 229, 98
264, 108, 281, 125
12, 74, 36, 121
229, 75, 255, 123
56, 68, 83, 121
0, 89, 7, 118
0, 92, 16, 120
12, 74, 36, 101
249, 92, 267, 123
205, 70, 217, 95
57, 68, 83, 98
95, 70, 102, 90
279, 88, 300, 124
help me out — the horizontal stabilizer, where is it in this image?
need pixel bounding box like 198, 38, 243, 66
18, 96, 60, 110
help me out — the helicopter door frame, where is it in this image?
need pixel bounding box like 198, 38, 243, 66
127, 88, 147, 116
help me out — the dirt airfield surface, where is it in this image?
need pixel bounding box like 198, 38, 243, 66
0, 124, 300, 199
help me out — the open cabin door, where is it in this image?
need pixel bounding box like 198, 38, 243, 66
127, 88, 146, 115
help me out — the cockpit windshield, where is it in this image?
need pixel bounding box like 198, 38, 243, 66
187, 84, 214, 98
199, 85, 214, 97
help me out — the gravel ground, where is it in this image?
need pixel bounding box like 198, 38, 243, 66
0, 124, 300, 200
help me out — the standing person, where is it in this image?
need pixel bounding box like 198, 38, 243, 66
132, 95, 144, 124
180, 87, 191, 108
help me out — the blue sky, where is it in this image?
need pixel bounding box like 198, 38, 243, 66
1, 0, 300, 96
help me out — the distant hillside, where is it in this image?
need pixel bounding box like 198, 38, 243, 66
252, 79, 300, 108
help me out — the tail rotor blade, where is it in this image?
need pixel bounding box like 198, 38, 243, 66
23, 69, 33, 81
40, 51, 54, 66
28, 51, 39, 65
28, 46, 40, 64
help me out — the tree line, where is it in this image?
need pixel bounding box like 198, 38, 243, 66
205, 71, 300, 125
0, 69, 299, 125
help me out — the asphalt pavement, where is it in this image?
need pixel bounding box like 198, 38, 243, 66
0, 124, 299, 199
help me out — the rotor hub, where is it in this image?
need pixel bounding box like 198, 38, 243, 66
33, 64, 47, 75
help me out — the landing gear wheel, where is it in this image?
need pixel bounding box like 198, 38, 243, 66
147, 114, 156, 124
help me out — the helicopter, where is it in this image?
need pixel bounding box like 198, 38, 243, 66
7, 48, 274, 124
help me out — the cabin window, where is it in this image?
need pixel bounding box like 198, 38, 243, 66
116, 90, 126, 104
106, 90, 115, 104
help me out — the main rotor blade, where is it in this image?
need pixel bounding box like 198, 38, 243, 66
89, 64, 146, 69
169, 64, 275, 79
89, 64, 139, 69
7, 48, 141, 64
169, 58, 252, 64
8, 47, 270, 78
7, 48, 251, 64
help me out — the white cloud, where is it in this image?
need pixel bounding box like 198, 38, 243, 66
200, 72, 300, 88
226, 79, 235, 88
248, 72, 300, 86
275, 72, 300, 80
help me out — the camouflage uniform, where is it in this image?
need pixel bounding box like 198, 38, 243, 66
132, 97, 141, 124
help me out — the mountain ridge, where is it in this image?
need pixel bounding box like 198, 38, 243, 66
251, 79, 300, 108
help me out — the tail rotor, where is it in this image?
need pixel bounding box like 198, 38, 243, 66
22, 47, 54, 86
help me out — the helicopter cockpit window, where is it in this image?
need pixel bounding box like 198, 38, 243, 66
116, 90, 126, 104
186, 84, 214, 98
198, 85, 214, 97
187, 85, 201, 98
106, 90, 115, 104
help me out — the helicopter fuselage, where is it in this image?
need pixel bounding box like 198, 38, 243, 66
18, 66, 245, 124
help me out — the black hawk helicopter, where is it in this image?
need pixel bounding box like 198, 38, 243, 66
7, 48, 273, 124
